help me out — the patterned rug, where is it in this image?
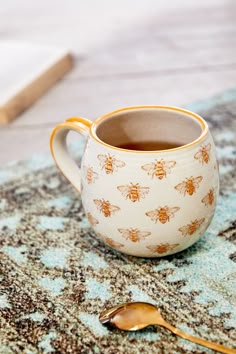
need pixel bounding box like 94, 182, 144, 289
0, 90, 236, 354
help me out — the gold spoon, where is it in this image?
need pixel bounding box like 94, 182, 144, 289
99, 302, 236, 354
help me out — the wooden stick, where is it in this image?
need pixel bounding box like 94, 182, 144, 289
0, 52, 73, 124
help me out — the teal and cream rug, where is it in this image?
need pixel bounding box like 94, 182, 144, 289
0, 90, 236, 353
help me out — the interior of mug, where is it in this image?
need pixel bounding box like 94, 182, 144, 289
94, 107, 205, 151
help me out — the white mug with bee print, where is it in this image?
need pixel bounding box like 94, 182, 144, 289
50, 106, 219, 257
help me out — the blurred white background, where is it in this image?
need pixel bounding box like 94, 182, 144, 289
0, 0, 235, 163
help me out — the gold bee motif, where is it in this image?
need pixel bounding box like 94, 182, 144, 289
97, 154, 125, 174
94, 199, 120, 217
118, 228, 151, 243
117, 183, 150, 202
147, 243, 179, 254
179, 218, 205, 236
84, 166, 99, 184
175, 176, 203, 196
201, 188, 215, 206
86, 212, 99, 226
98, 233, 124, 249
146, 206, 180, 224
194, 143, 211, 164
141, 159, 176, 180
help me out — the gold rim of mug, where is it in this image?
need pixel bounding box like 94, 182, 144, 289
90, 105, 208, 154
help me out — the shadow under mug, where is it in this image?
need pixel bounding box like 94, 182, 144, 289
50, 106, 219, 257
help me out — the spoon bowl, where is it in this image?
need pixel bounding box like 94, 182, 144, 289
100, 302, 164, 331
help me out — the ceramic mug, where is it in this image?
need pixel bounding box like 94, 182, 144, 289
50, 106, 219, 257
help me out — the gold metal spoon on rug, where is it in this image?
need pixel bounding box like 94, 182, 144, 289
99, 302, 236, 354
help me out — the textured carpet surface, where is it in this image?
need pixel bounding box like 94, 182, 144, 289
0, 91, 236, 353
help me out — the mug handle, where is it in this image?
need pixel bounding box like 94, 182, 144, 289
50, 117, 92, 193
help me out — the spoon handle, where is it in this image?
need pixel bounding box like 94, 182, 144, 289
161, 321, 236, 354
